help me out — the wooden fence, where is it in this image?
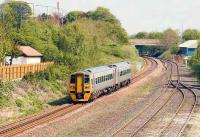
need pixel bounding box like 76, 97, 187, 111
0, 62, 53, 81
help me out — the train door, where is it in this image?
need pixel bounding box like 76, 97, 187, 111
113, 67, 118, 85
76, 74, 84, 93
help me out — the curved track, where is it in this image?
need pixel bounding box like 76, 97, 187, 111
110, 58, 179, 137
110, 59, 197, 137
0, 57, 157, 137
157, 61, 197, 137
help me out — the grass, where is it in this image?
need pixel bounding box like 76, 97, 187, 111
132, 83, 154, 97
0, 45, 143, 125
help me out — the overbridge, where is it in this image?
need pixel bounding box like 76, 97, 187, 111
129, 39, 163, 47
129, 39, 165, 56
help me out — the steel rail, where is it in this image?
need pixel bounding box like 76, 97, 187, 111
111, 58, 174, 137
129, 60, 180, 137
157, 60, 197, 137
0, 57, 156, 137
176, 82, 197, 137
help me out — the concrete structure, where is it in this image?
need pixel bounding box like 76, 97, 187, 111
178, 40, 198, 65
130, 39, 164, 56
6, 46, 42, 65
129, 39, 163, 47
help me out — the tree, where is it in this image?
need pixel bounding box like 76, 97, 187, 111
134, 32, 148, 39
0, 24, 12, 64
182, 29, 200, 41
1, 1, 32, 29
64, 11, 86, 23
148, 32, 163, 39
161, 28, 179, 48
38, 13, 49, 21
87, 7, 120, 25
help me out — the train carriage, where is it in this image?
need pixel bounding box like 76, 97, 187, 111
69, 61, 132, 102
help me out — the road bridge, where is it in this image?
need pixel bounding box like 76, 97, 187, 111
129, 39, 163, 46
129, 39, 165, 56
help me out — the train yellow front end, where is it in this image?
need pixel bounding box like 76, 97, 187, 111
69, 72, 92, 102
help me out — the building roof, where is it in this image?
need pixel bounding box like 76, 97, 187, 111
129, 39, 163, 46
179, 40, 198, 49
19, 46, 42, 57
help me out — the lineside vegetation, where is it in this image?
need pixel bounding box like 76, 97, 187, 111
0, 1, 142, 124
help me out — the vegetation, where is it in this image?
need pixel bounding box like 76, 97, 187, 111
182, 29, 200, 41
190, 43, 200, 80
130, 31, 163, 39
159, 29, 180, 59
131, 29, 180, 58
0, 1, 142, 124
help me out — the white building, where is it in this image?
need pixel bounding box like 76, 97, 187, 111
6, 46, 42, 65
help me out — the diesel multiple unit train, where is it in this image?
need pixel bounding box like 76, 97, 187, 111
69, 62, 132, 102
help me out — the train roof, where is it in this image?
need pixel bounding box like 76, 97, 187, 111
108, 61, 130, 68
84, 65, 113, 74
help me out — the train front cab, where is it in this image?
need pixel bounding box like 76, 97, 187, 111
69, 73, 91, 102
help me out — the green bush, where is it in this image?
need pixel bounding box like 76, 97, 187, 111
0, 82, 15, 108
23, 65, 69, 82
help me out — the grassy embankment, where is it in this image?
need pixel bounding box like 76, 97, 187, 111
0, 18, 143, 124
0, 45, 142, 125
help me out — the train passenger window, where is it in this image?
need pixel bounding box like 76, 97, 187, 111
98, 77, 101, 83
96, 78, 98, 84
104, 76, 106, 81
70, 75, 76, 83
84, 76, 90, 83
111, 74, 113, 79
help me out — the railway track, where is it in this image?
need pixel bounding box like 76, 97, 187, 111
110, 59, 197, 137
157, 61, 197, 137
131, 57, 158, 82
0, 104, 83, 137
110, 59, 179, 137
0, 57, 157, 137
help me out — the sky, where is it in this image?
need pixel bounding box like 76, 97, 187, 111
1, 0, 200, 35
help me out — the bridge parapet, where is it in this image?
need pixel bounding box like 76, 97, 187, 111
129, 39, 163, 46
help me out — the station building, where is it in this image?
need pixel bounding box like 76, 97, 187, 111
178, 40, 198, 65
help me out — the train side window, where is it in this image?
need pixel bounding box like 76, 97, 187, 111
84, 76, 90, 83
70, 75, 76, 83
96, 78, 98, 84
104, 76, 106, 81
